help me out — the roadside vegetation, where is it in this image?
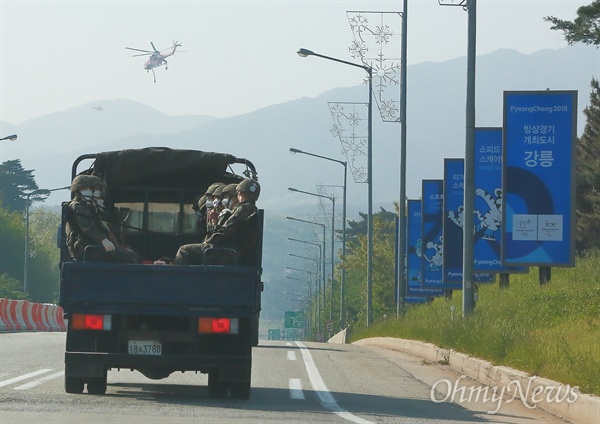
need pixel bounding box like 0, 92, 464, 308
348, 249, 600, 396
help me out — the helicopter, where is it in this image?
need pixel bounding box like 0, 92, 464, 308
125, 41, 181, 83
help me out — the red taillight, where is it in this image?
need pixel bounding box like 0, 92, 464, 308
85, 314, 104, 330
212, 318, 230, 334
70, 313, 111, 330
197, 317, 238, 334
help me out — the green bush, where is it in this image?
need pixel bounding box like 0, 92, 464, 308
350, 249, 600, 395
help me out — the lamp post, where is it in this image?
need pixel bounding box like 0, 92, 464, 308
297, 47, 374, 326
286, 216, 326, 325
289, 147, 348, 327
288, 252, 321, 331
23, 185, 70, 293
285, 274, 313, 336
287, 237, 324, 325
287, 237, 323, 289
0, 134, 18, 142
288, 187, 336, 322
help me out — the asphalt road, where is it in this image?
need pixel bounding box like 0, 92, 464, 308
0, 332, 568, 423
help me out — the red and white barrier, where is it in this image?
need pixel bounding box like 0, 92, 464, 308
0, 298, 66, 332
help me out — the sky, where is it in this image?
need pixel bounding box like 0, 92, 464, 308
0, 0, 592, 126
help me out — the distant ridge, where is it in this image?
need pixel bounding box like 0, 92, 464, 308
1, 44, 596, 214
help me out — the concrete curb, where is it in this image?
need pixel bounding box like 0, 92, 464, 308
353, 337, 599, 424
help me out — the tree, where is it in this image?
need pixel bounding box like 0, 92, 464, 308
575, 78, 600, 252
0, 201, 25, 284
545, 1, 600, 45
0, 274, 28, 300
26, 206, 61, 302
545, 3, 600, 252
340, 208, 398, 328
344, 207, 397, 253
0, 159, 48, 213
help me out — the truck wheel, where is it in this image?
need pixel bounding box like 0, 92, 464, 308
87, 377, 107, 395
208, 369, 227, 398
65, 376, 84, 394
231, 381, 251, 400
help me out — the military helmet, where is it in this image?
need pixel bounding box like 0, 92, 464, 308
196, 195, 207, 211
221, 183, 238, 197
236, 178, 260, 201
71, 174, 105, 192
205, 182, 223, 196
211, 183, 226, 198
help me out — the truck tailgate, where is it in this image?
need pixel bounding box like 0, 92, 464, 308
60, 262, 261, 315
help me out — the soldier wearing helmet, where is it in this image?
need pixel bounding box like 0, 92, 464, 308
174, 178, 260, 265
203, 182, 224, 232
215, 183, 240, 227
65, 174, 137, 263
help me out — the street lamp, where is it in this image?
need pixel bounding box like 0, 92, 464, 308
288, 237, 324, 324
287, 238, 323, 288
289, 147, 348, 327
288, 187, 336, 322
285, 274, 313, 335
297, 47, 374, 326
0, 134, 18, 142
24, 185, 70, 292
286, 216, 326, 318
438, 0, 477, 316
288, 252, 321, 331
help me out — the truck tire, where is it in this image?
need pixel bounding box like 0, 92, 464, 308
87, 376, 107, 395
208, 369, 227, 398
65, 376, 84, 394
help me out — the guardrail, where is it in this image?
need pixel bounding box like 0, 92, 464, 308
0, 298, 66, 332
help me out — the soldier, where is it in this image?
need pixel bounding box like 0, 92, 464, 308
65, 174, 137, 263
206, 183, 226, 231
215, 183, 240, 227
192, 194, 208, 237
174, 178, 260, 265
204, 182, 224, 233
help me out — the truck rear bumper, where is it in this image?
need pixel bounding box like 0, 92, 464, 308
65, 351, 251, 379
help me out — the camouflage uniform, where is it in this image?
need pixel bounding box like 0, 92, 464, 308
175, 200, 257, 265
65, 175, 137, 263
66, 200, 138, 263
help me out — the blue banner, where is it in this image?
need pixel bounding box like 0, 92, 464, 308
474, 128, 528, 274
407, 200, 443, 297
502, 91, 576, 266
443, 159, 465, 282
422, 180, 460, 290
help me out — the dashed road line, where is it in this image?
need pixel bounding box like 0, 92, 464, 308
14, 370, 64, 390
0, 369, 54, 388
289, 378, 305, 400
287, 350, 297, 361
296, 341, 374, 424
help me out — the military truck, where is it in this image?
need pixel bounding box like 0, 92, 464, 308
58, 147, 263, 399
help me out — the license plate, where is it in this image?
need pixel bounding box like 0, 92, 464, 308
128, 340, 162, 355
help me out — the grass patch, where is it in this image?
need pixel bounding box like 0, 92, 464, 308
349, 249, 600, 395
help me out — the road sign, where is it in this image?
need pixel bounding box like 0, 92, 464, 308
284, 311, 304, 329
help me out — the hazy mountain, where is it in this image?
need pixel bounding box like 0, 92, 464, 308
2, 45, 595, 217
2, 44, 596, 322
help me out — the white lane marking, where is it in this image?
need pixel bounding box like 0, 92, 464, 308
286, 342, 292, 346
0, 369, 54, 388
296, 341, 374, 424
287, 350, 297, 361
289, 378, 305, 400
14, 370, 64, 390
